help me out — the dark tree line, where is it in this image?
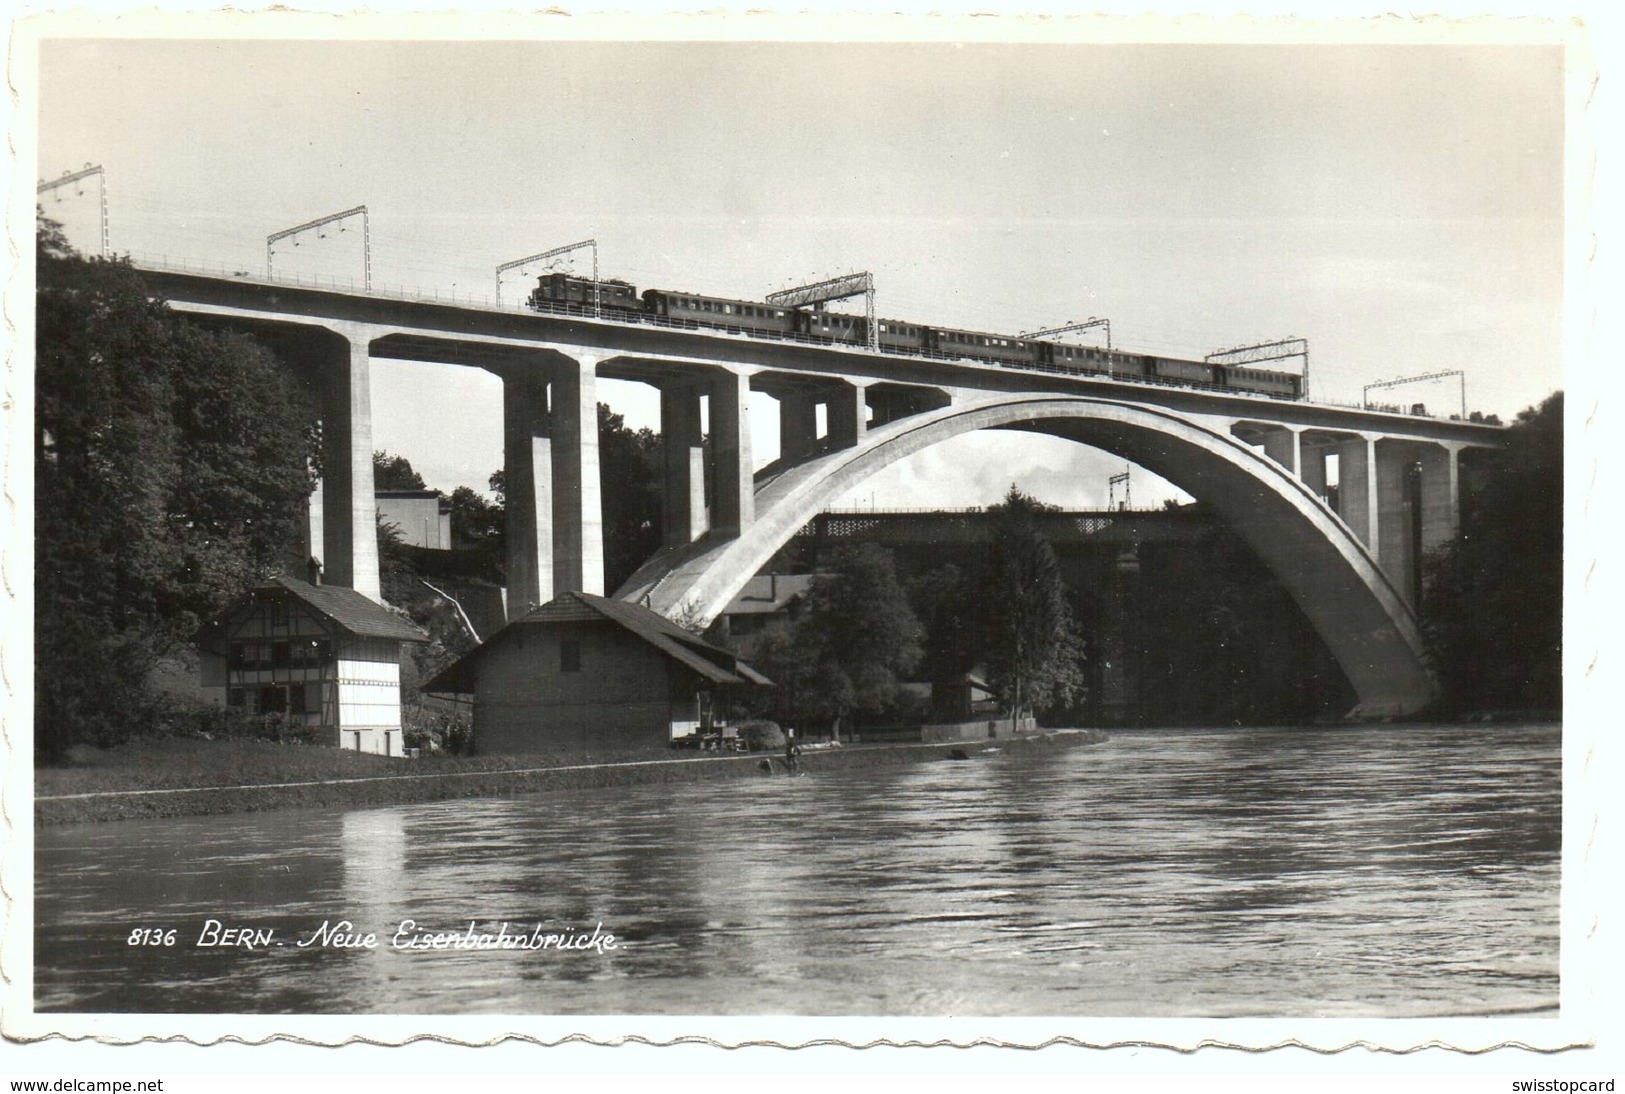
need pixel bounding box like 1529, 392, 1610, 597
1421, 392, 1562, 715
35, 216, 317, 757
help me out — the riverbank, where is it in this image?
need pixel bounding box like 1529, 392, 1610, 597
34, 730, 1109, 825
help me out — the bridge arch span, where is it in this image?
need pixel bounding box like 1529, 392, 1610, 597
617, 394, 1435, 717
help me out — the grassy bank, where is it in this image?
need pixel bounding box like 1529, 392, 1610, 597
35, 730, 1109, 826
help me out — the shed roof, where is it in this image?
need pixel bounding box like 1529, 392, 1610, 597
422, 591, 772, 695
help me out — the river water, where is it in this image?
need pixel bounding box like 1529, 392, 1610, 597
34, 723, 1560, 1017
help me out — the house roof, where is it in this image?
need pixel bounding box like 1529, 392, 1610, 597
196, 575, 429, 650
272, 576, 430, 642
422, 591, 772, 695
720, 573, 816, 616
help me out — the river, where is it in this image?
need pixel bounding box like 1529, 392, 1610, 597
34, 723, 1560, 1017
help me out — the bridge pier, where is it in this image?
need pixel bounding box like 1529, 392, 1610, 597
502, 368, 553, 613
1376, 440, 1419, 602
548, 355, 605, 597
1300, 437, 1330, 502
315, 325, 382, 603
1329, 433, 1380, 557
1259, 426, 1302, 477
499, 352, 605, 612
778, 392, 820, 463
1421, 442, 1463, 546
828, 383, 868, 449
709, 371, 755, 536
1230, 421, 1465, 608
661, 384, 709, 547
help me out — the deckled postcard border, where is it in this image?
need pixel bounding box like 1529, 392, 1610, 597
1, 1, 1612, 1061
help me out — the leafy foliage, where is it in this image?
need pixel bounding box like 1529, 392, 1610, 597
372, 450, 427, 491
35, 215, 316, 757
1129, 523, 1350, 725
980, 487, 1088, 719
741, 544, 923, 736
1422, 393, 1562, 714
597, 404, 663, 592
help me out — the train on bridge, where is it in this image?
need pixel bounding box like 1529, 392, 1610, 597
527, 273, 1304, 400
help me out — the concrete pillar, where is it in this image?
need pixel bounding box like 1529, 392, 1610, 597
1376, 441, 1418, 602
828, 383, 868, 449
661, 384, 707, 547
502, 369, 552, 614
1260, 427, 1300, 477
708, 371, 755, 537
1364, 434, 1382, 563
550, 356, 604, 595
1418, 442, 1461, 553
1300, 439, 1329, 500
1334, 434, 1376, 554
779, 392, 819, 462
318, 329, 381, 602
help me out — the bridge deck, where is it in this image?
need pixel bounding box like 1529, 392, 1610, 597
137, 264, 1503, 447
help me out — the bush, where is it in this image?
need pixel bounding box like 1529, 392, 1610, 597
403, 706, 474, 755
737, 719, 787, 752
152, 704, 325, 744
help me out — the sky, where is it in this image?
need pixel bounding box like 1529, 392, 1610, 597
30, 31, 1569, 509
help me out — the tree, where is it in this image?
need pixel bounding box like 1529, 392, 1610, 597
744, 544, 922, 737
35, 214, 316, 756
164, 325, 317, 620
373, 450, 428, 491
906, 563, 983, 717
598, 404, 663, 592
1422, 393, 1562, 714
980, 486, 1087, 726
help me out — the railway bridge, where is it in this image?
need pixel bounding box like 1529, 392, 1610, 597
140, 264, 1505, 717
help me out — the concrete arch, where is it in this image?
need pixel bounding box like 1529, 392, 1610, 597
617, 394, 1436, 717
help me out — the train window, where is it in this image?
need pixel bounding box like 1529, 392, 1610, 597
724, 304, 733, 315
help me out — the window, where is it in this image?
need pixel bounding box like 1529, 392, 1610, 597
269, 597, 289, 627
288, 638, 329, 667
560, 637, 582, 673
229, 641, 273, 670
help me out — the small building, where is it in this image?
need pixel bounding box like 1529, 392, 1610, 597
715, 572, 816, 639
421, 592, 772, 754
376, 489, 453, 549
196, 575, 428, 756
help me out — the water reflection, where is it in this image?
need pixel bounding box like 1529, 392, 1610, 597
35, 723, 1560, 1016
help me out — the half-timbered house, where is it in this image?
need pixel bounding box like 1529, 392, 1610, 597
196, 575, 428, 756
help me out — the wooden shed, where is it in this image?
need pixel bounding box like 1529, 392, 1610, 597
196, 575, 428, 756
421, 592, 772, 754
